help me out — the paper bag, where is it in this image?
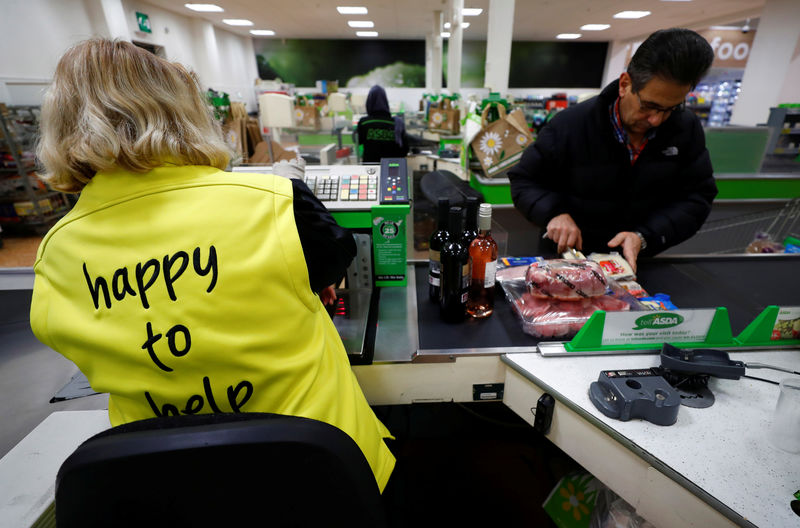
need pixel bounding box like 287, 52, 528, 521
294, 98, 320, 130
470, 104, 532, 178
428, 98, 461, 135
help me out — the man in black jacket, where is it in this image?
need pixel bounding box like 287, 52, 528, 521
509, 28, 718, 270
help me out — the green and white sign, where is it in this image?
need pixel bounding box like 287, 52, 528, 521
771, 306, 800, 340
371, 204, 409, 287
136, 12, 152, 33
601, 309, 716, 347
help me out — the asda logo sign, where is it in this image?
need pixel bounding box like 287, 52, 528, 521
633, 313, 684, 331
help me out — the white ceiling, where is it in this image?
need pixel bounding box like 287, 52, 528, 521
143, 0, 765, 42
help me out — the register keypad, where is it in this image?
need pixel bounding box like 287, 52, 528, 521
307, 173, 377, 202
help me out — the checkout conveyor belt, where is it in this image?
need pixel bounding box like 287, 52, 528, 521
412, 255, 799, 353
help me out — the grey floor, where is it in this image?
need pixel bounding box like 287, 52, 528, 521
0, 289, 108, 459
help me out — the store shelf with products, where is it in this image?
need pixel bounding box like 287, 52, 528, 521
762, 105, 800, 173
0, 104, 71, 234
687, 79, 741, 127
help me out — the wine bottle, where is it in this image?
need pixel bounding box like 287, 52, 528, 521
467, 203, 498, 318
428, 198, 450, 302
440, 206, 470, 323
460, 196, 479, 247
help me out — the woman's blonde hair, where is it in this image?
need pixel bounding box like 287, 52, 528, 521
37, 39, 232, 192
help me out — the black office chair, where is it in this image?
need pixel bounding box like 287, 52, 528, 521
55, 412, 388, 528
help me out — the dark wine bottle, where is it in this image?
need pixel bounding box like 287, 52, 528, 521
439, 206, 470, 323
460, 196, 479, 247
428, 198, 450, 302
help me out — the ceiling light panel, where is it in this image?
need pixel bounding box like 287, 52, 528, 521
556, 33, 581, 39
463, 8, 483, 16
613, 11, 651, 19
337, 6, 368, 15
250, 30, 275, 36
356, 31, 378, 37
580, 24, 610, 31
184, 4, 223, 12
347, 20, 374, 28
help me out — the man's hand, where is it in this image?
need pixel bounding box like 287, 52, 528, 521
545, 214, 583, 253
607, 232, 642, 272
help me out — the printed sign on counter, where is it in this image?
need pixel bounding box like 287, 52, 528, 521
772, 306, 800, 341
600, 309, 716, 347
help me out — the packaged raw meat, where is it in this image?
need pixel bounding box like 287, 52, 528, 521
526, 259, 608, 300
499, 270, 639, 339
510, 291, 631, 338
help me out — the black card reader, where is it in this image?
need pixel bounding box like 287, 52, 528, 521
379, 158, 409, 204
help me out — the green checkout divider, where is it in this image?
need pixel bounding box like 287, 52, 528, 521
564, 307, 736, 353
563, 305, 800, 353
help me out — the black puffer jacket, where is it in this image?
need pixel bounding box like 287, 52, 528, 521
508, 80, 717, 255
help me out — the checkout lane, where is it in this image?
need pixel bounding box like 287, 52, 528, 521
371, 255, 799, 364
2, 148, 799, 526
359, 255, 800, 527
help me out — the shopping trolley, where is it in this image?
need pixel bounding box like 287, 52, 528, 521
685, 198, 800, 254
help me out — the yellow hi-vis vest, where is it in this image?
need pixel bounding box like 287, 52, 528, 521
30, 164, 395, 491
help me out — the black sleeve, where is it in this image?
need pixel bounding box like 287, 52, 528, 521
507, 121, 569, 228
636, 118, 718, 255
291, 179, 357, 292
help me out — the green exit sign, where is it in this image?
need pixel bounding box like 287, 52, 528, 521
136, 12, 152, 33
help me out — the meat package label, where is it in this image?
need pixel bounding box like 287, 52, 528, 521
600, 309, 716, 346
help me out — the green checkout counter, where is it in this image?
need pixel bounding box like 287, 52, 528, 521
1, 159, 798, 527
470, 126, 800, 205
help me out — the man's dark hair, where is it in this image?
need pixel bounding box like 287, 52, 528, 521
627, 28, 714, 92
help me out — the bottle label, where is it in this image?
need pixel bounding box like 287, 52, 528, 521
461, 262, 471, 288
428, 253, 441, 287
484, 260, 497, 288
461, 291, 468, 303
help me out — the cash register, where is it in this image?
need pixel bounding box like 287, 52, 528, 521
232, 157, 410, 364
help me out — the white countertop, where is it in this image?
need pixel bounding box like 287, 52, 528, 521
503, 349, 800, 528
0, 410, 110, 527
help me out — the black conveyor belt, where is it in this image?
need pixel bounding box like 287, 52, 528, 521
415, 256, 799, 350
635, 255, 799, 333
414, 264, 538, 350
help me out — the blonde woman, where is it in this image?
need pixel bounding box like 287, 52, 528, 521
31, 39, 395, 492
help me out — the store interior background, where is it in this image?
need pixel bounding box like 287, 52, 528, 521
2, 0, 798, 122
1, 1, 799, 525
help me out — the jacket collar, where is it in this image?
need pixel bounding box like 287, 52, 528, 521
597, 78, 679, 138
77, 164, 221, 210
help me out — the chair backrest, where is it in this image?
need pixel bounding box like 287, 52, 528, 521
55, 412, 388, 528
